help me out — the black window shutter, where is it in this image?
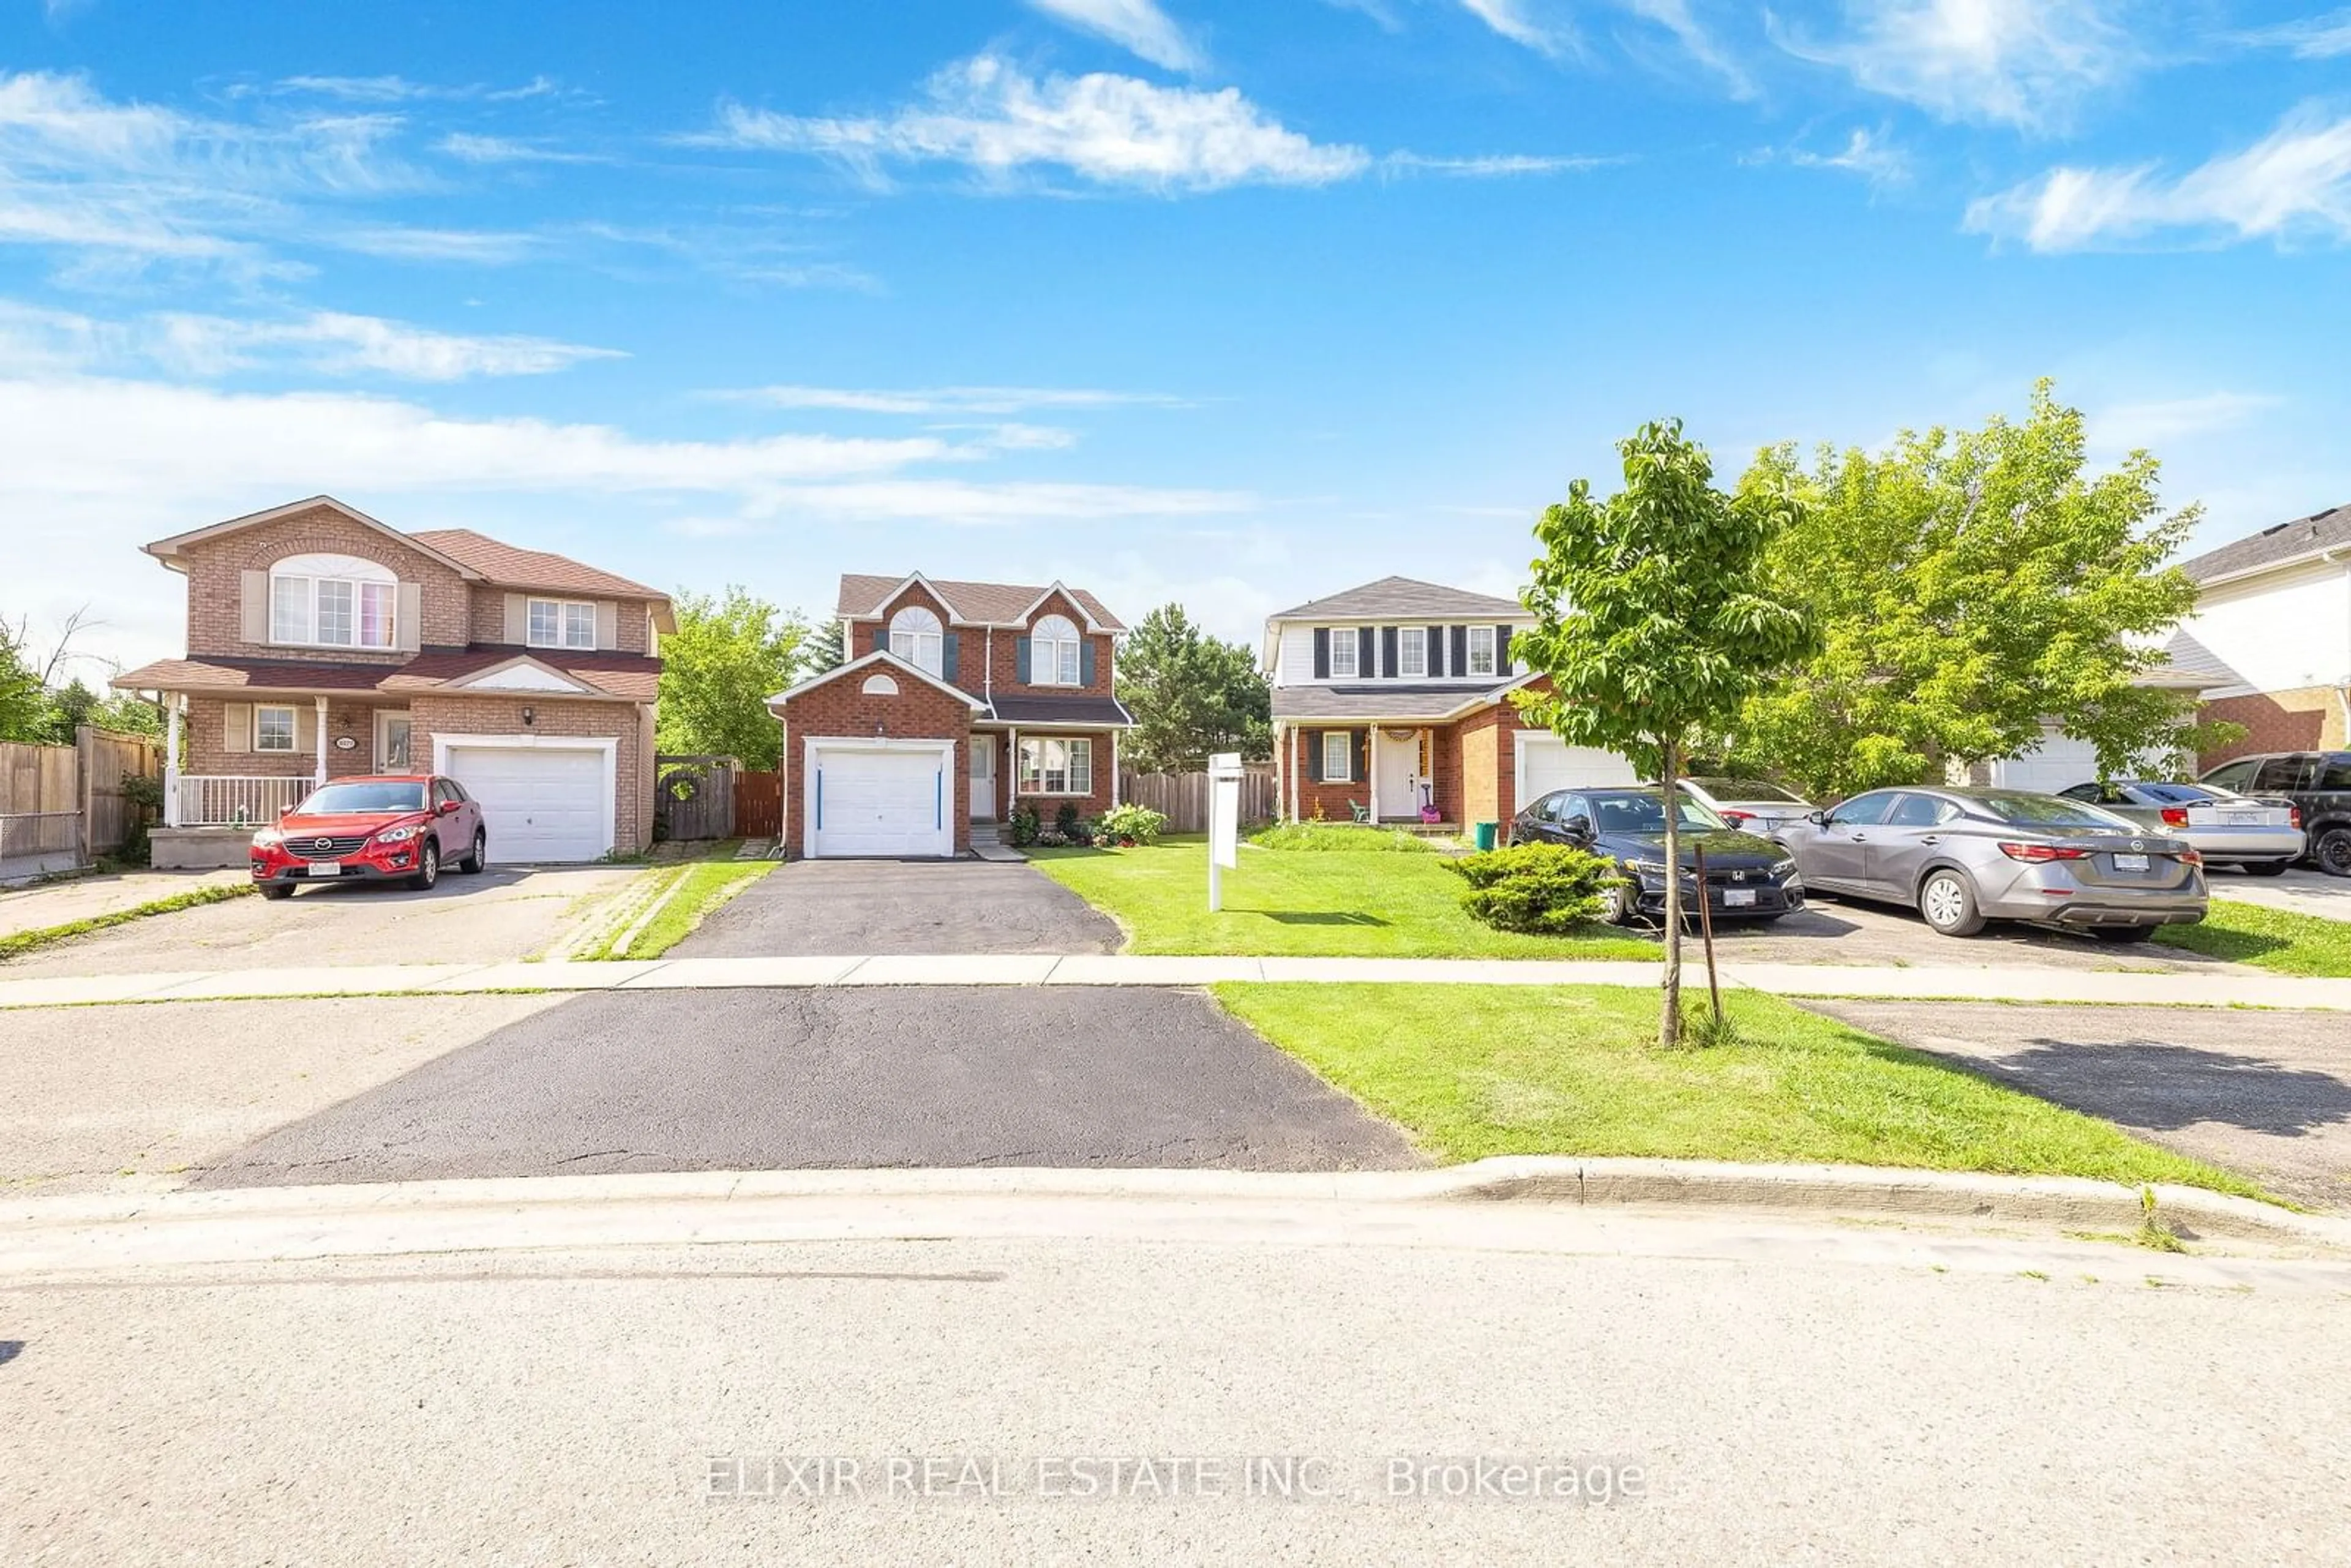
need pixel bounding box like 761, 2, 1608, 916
871, 625, 888, 655
942, 633, 959, 683
1495, 625, 1513, 673
1080, 640, 1097, 687
1381, 626, 1399, 680
1312, 628, 1330, 680
1427, 625, 1445, 677
1357, 628, 1375, 681
1352, 729, 1369, 787
1015, 637, 1032, 683
1451, 625, 1469, 677
1305, 730, 1323, 782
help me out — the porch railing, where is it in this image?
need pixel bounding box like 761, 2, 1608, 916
174, 775, 311, 828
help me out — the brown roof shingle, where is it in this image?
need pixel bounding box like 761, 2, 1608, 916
113, 651, 660, 703
836, 573, 1126, 631
410, 528, 668, 602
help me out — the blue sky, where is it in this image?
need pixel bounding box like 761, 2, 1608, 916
4, 1, 2348, 675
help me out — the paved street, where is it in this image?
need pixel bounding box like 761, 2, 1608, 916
1808, 1001, 2351, 1210
4, 1207, 2345, 1566
677, 858, 1122, 956
0, 863, 637, 976
192, 988, 1417, 1186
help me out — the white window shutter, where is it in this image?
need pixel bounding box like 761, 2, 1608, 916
595, 601, 618, 650
241, 572, 268, 643
504, 593, 527, 643
294, 705, 318, 753
396, 582, 422, 653
222, 702, 252, 755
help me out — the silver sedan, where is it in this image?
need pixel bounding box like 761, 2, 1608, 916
1773, 786, 2208, 942
2055, 779, 2303, 874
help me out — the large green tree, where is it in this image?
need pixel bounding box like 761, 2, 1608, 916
654, 586, 810, 770
1735, 383, 2221, 800
1115, 602, 1272, 772
1514, 420, 1813, 1048
0, 618, 43, 743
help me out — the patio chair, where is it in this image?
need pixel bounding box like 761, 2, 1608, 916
1346, 798, 1370, 824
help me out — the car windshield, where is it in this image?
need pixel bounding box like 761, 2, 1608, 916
1687, 777, 1804, 803
1968, 793, 2135, 830
296, 781, 426, 814
1591, 792, 1730, 835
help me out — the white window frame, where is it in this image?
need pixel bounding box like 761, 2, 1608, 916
1018, 736, 1093, 796
253, 703, 296, 753
1327, 626, 1359, 680
1468, 625, 1497, 677
1032, 615, 1082, 687
528, 598, 598, 651
268, 562, 396, 651
1398, 626, 1426, 678
1321, 730, 1352, 783
890, 606, 944, 676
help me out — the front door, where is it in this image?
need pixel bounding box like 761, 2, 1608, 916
375, 711, 413, 772
1374, 727, 1420, 820
970, 733, 996, 820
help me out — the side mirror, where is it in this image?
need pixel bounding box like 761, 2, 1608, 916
1564, 815, 1592, 839
1804, 809, 1828, 826
436, 798, 462, 817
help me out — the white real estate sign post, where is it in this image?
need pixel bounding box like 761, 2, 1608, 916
1207, 751, 1242, 912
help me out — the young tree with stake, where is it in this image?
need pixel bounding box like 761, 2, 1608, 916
1512, 420, 1813, 1047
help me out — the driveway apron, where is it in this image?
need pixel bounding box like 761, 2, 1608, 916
675, 858, 1123, 956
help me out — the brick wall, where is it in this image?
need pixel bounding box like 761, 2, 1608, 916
779, 668, 973, 857
981, 588, 1117, 700
1003, 730, 1114, 825
407, 693, 653, 852
182, 505, 470, 661
186, 694, 394, 779
850, 584, 1117, 703
2199, 689, 2338, 770
1458, 705, 1502, 827
467, 584, 656, 653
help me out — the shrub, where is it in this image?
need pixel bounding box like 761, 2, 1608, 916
1007, 804, 1042, 847
1055, 803, 1083, 839
1096, 803, 1168, 845
1445, 842, 1624, 934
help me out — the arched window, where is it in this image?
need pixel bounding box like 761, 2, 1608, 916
270, 553, 397, 650
890, 606, 943, 675
1033, 614, 1081, 686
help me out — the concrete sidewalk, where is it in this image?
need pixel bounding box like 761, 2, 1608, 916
6, 951, 2351, 1011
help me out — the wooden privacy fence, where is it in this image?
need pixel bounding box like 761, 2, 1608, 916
733, 770, 782, 839
654, 754, 739, 841
1118, 765, 1277, 833
0, 727, 160, 876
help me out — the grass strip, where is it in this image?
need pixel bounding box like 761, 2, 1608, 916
584, 860, 771, 960
2154, 899, 2351, 977
0, 883, 254, 963
1211, 982, 2263, 1199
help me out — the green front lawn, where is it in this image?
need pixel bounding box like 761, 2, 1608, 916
1027, 838, 1655, 959
1213, 983, 2260, 1196
2154, 898, 2351, 977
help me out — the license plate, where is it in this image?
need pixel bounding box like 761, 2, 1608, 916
1723, 888, 1757, 907
2221, 812, 2258, 825
307, 861, 342, 878
2112, 853, 2149, 872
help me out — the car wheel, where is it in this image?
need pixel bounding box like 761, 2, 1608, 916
1917, 869, 1985, 937
2314, 828, 2351, 878
408, 839, 440, 891
460, 830, 487, 874
1605, 879, 1637, 926
2243, 860, 2290, 877
2090, 925, 2156, 943
259, 883, 294, 901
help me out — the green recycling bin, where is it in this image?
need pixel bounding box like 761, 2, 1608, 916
1473, 821, 1498, 851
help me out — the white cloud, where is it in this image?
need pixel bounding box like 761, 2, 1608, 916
271, 74, 561, 103
693, 53, 1373, 191
328, 225, 541, 263
1026, 0, 1205, 72
2086, 392, 2282, 452
0, 301, 621, 380
1966, 108, 2351, 250
1779, 0, 2137, 131
721, 384, 1193, 415
1788, 126, 1911, 185
1622, 0, 1757, 98
2235, 10, 2351, 60
1457, 0, 1575, 57
1382, 151, 1608, 176
435, 132, 599, 165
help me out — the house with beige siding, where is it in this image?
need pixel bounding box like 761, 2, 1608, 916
113, 496, 670, 867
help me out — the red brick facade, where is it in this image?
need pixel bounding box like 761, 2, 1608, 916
996, 727, 1116, 826
186, 506, 470, 662
778, 666, 977, 857
2198, 690, 2334, 771
849, 584, 1117, 704
1278, 681, 1551, 829
409, 693, 654, 853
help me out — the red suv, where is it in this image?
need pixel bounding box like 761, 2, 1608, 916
252, 774, 487, 898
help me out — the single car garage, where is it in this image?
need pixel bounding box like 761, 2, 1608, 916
1515, 732, 1637, 803
804, 739, 956, 858
435, 735, 617, 863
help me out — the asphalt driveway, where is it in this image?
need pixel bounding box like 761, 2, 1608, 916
0, 864, 637, 977
676, 858, 1123, 957
192, 988, 1419, 1185
1807, 1000, 2351, 1211
1652, 890, 2237, 973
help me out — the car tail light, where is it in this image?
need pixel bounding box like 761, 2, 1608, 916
1998, 842, 2089, 863
2291, 806, 2304, 830
1720, 809, 1753, 826
2176, 849, 2203, 865
2159, 808, 2189, 827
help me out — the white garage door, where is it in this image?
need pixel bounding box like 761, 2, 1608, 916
1989, 729, 2102, 794
444, 746, 610, 863
1516, 733, 1638, 803
811, 745, 951, 858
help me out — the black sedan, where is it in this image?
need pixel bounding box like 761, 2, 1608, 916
1510, 786, 1805, 924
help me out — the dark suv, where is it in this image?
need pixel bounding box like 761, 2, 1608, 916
2199, 752, 2345, 875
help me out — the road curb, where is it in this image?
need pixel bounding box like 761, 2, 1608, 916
4, 1158, 2341, 1272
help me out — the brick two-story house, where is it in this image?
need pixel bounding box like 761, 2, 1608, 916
767, 573, 1133, 857
112, 496, 671, 868
1264, 576, 1635, 831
